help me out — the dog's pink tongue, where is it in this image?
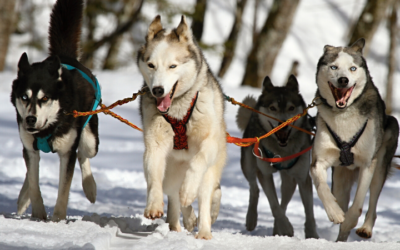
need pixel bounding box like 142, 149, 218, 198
157, 95, 171, 112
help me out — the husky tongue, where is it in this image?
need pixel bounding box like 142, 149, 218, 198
157, 95, 171, 112
329, 82, 355, 108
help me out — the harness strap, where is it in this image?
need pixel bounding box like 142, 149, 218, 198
163, 92, 199, 150
35, 62, 101, 153
253, 140, 312, 170
326, 119, 368, 166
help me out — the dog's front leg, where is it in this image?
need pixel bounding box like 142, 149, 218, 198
52, 150, 76, 222
310, 159, 345, 224
21, 147, 47, 220
337, 159, 377, 242
179, 139, 217, 207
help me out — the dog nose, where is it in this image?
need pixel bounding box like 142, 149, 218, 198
152, 87, 164, 98
338, 77, 349, 87
26, 116, 37, 127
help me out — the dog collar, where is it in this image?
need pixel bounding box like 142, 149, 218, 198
326, 119, 368, 166
35, 62, 101, 153
261, 145, 299, 171
163, 92, 199, 150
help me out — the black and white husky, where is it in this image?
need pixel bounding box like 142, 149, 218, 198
10, 0, 100, 221
311, 38, 399, 241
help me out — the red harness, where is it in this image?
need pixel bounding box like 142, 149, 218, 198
163, 92, 199, 150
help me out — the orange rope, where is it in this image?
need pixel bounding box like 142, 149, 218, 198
100, 104, 142, 132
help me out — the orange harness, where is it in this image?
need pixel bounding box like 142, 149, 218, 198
162, 92, 199, 150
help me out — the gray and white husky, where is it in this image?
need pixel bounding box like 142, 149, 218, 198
137, 15, 227, 239
311, 38, 399, 241
10, 0, 99, 221
236, 75, 319, 238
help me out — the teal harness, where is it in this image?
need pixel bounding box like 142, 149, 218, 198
35, 63, 101, 153
260, 145, 299, 171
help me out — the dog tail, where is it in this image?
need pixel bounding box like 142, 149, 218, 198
236, 95, 257, 131
48, 0, 83, 59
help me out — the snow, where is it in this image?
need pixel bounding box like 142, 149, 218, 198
1, 0, 400, 249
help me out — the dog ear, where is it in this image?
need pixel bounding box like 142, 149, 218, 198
147, 15, 163, 41
349, 38, 365, 53
176, 15, 192, 42
43, 55, 62, 79
323, 45, 335, 53
18, 53, 31, 77
286, 74, 299, 93
262, 76, 274, 92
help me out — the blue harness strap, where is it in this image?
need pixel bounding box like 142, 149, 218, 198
36, 63, 101, 153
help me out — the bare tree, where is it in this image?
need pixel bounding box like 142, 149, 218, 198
80, 0, 144, 67
241, 0, 300, 88
191, 0, 207, 42
385, 0, 398, 114
217, 0, 248, 78
0, 1, 17, 71
348, 0, 393, 55
102, 0, 140, 70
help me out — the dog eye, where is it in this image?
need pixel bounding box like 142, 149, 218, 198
41, 96, 49, 102
350, 66, 357, 71
22, 94, 28, 101
148, 63, 155, 69
169, 65, 177, 69
288, 106, 295, 111
269, 106, 277, 111
330, 66, 338, 70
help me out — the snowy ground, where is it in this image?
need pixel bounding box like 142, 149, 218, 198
1, 0, 400, 249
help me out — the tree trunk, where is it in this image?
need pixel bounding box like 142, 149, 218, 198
102, 0, 138, 70
241, 0, 300, 88
191, 0, 207, 42
348, 0, 393, 55
252, 0, 260, 43
0, 1, 16, 71
81, 0, 144, 67
217, 0, 248, 78
385, 0, 398, 115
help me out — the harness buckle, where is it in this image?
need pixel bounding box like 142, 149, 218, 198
252, 147, 263, 159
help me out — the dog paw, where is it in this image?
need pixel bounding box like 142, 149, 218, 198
195, 231, 213, 240
169, 223, 182, 232
179, 186, 197, 207
356, 227, 372, 239
325, 202, 345, 224
144, 202, 164, 219
273, 216, 294, 237
31, 203, 47, 221
245, 210, 258, 231
51, 212, 66, 222
82, 176, 97, 203
183, 213, 197, 232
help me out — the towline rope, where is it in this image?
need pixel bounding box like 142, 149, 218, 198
65, 88, 320, 150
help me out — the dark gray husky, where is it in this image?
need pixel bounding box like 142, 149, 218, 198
236, 75, 318, 238
10, 0, 100, 221
310, 38, 399, 241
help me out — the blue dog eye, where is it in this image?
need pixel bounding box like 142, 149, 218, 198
330, 66, 338, 70
22, 95, 28, 100
350, 66, 357, 71
170, 65, 177, 69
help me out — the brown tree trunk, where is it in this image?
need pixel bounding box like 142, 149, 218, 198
81, 0, 144, 67
102, 0, 138, 70
0, 1, 16, 71
385, 0, 398, 115
348, 0, 393, 55
252, 0, 260, 43
217, 0, 248, 78
241, 0, 300, 88
191, 0, 207, 42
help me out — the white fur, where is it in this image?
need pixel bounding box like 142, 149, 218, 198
139, 16, 226, 240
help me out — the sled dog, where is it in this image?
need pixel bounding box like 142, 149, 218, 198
137, 15, 227, 239
10, 0, 100, 221
310, 38, 399, 241
237, 75, 319, 238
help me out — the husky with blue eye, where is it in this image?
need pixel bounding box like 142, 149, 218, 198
310, 38, 399, 241
10, 0, 100, 222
